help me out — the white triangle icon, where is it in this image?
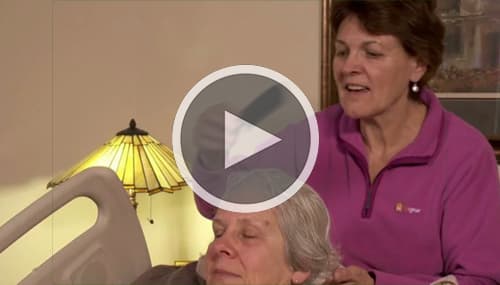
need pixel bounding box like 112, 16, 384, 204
225, 111, 282, 169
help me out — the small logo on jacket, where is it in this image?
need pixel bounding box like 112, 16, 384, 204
395, 202, 422, 214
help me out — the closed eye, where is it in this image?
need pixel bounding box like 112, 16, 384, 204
212, 223, 225, 239
366, 51, 382, 58
213, 230, 223, 239
240, 228, 259, 240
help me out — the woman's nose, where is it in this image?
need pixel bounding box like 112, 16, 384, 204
340, 52, 362, 75
210, 235, 236, 258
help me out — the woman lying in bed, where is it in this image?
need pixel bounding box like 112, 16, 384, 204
133, 178, 340, 285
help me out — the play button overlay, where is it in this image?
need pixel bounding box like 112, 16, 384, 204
225, 111, 282, 169
172, 65, 318, 213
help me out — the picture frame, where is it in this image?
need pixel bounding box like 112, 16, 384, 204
434, 0, 500, 163
320, 0, 336, 109
320, 0, 500, 162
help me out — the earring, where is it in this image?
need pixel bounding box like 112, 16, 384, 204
411, 81, 419, 93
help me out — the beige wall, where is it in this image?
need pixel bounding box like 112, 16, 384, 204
0, 0, 321, 284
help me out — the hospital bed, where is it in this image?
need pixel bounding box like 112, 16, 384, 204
0, 167, 151, 284
1, 165, 499, 285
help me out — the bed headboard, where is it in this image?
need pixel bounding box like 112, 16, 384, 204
0, 167, 151, 284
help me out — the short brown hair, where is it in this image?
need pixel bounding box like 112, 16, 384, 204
332, 0, 445, 91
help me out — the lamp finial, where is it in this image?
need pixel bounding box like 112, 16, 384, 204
117, 119, 148, 135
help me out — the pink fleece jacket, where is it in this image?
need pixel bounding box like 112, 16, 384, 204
196, 88, 500, 284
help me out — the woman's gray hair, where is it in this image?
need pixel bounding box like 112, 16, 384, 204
223, 169, 341, 284
275, 184, 341, 285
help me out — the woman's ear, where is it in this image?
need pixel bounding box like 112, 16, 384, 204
291, 271, 310, 284
410, 58, 427, 82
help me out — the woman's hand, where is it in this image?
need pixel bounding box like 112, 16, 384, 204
332, 266, 375, 285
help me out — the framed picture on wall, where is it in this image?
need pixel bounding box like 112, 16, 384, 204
432, 0, 500, 162
320, 0, 500, 162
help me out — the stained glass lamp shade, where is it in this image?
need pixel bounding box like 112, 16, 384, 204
47, 119, 186, 208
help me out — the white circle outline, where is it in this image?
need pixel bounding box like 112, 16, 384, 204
172, 65, 319, 213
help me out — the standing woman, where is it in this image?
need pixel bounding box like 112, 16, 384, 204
308, 0, 500, 284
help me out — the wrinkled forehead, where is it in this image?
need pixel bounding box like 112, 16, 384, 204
213, 208, 277, 228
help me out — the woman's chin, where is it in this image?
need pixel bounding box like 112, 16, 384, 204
341, 106, 368, 119
207, 275, 244, 285
340, 99, 381, 119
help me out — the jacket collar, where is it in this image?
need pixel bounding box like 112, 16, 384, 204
338, 88, 444, 166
